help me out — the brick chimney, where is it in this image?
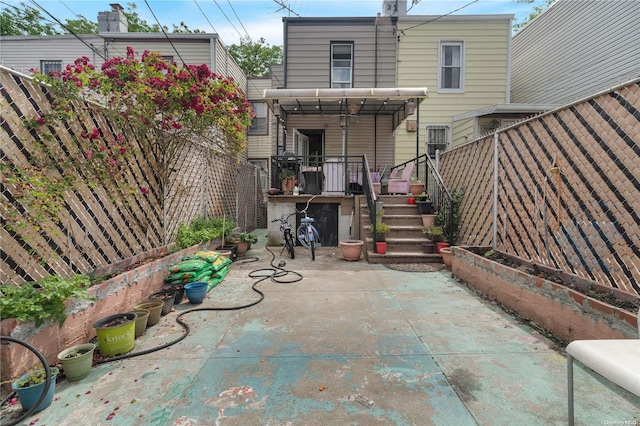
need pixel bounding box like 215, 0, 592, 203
98, 3, 128, 33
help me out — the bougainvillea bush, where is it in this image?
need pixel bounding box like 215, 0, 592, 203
4, 47, 253, 245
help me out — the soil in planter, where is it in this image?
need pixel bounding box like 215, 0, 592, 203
479, 249, 640, 311
89, 253, 168, 286
61, 348, 91, 359
101, 317, 130, 328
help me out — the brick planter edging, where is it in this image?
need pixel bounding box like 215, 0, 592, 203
1, 241, 219, 382
451, 246, 638, 342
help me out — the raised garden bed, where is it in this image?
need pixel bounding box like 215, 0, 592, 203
451, 246, 639, 343
1, 240, 218, 383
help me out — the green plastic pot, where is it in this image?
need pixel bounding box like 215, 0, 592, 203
92, 313, 136, 357
57, 343, 95, 381
134, 300, 163, 327
128, 309, 150, 338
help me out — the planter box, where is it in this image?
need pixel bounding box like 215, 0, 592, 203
1, 241, 218, 382
451, 246, 638, 342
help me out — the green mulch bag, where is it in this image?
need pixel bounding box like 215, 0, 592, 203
164, 270, 198, 283
206, 265, 230, 291
207, 276, 223, 291
168, 259, 209, 273
182, 251, 220, 263
213, 265, 230, 280
191, 269, 213, 283
211, 256, 232, 272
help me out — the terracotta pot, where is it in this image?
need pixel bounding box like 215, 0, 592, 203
339, 239, 364, 261
436, 242, 450, 254
441, 247, 452, 268
376, 241, 387, 254
410, 183, 424, 195
421, 214, 437, 228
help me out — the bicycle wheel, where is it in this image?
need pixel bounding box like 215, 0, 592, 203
296, 225, 310, 248
284, 230, 295, 259
310, 240, 315, 260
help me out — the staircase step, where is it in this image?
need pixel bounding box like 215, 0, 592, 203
366, 251, 443, 264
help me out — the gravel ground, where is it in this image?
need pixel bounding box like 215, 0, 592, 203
383, 263, 446, 272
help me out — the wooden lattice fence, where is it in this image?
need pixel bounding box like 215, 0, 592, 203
440, 79, 640, 297
1, 67, 265, 286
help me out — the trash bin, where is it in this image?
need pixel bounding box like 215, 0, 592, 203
301, 166, 322, 195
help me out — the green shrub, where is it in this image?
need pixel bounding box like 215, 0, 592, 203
0, 275, 93, 327
174, 216, 236, 250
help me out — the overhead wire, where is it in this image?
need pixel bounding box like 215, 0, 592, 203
402, 0, 479, 32
194, 0, 219, 34
143, 0, 197, 80
24, 1, 106, 60
226, 0, 251, 40
212, 0, 244, 39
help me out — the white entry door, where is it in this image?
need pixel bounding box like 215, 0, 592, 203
293, 129, 309, 158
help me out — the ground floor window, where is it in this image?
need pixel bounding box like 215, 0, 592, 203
426, 124, 451, 157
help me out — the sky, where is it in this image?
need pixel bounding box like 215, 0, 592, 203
6, 0, 541, 46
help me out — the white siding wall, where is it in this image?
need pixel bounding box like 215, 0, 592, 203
511, 0, 640, 104
395, 15, 512, 164
247, 78, 273, 159
0, 35, 105, 73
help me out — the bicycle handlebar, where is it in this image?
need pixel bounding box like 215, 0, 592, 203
296, 195, 317, 215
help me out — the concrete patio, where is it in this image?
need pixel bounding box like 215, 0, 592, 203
15, 235, 639, 425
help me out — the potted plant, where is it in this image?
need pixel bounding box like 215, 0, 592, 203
92, 313, 136, 357
374, 222, 389, 254
240, 232, 258, 249
416, 193, 434, 214
410, 177, 425, 195
279, 169, 297, 195
57, 343, 95, 381
12, 366, 60, 413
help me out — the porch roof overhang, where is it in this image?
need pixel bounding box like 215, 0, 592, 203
452, 103, 560, 121
262, 87, 428, 123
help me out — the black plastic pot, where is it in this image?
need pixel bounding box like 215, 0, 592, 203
162, 283, 185, 305
149, 291, 176, 315
417, 201, 434, 214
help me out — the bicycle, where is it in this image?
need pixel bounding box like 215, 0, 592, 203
272, 213, 296, 259
296, 195, 321, 261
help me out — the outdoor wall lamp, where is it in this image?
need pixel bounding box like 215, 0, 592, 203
273, 102, 281, 117
406, 100, 416, 115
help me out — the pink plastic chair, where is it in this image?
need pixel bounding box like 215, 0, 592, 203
387, 162, 415, 194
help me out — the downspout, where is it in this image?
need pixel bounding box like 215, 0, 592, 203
415, 99, 420, 179
283, 19, 289, 88
506, 18, 512, 103
374, 15, 379, 170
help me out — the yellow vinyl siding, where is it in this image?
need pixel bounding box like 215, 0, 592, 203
247, 78, 273, 159
394, 16, 511, 164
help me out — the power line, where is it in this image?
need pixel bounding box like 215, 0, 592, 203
143, 0, 196, 80
57, 0, 79, 18
226, 0, 251, 40
194, 0, 219, 34
402, 0, 479, 32
28, 0, 106, 59
211, 0, 244, 39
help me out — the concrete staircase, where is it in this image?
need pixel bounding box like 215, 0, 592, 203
363, 195, 443, 264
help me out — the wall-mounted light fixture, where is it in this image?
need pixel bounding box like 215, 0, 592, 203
273, 101, 281, 117
406, 100, 416, 115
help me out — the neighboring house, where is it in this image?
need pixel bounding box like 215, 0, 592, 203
395, 13, 515, 160
511, 0, 640, 105
247, 77, 273, 191
260, 3, 518, 182
0, 4, 246, 116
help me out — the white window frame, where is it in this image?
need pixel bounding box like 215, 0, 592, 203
249, 159, 269, 191
426, 124, 451, 157
331, 43, 353, 88
248, 102, 268, 135
39, 60, 62, 75
437, 41, 464, 93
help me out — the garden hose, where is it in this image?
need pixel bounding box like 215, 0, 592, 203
0, 336, 52, 426
95, 241, 303, 365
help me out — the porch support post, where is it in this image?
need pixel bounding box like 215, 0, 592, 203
415, 99, 420, 179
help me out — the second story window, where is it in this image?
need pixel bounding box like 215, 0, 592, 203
331, 43, 353, 88
40, 60, 62, 75
438, 41, 464, 92
248, 102, 268, 135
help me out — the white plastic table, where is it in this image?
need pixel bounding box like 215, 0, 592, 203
566, 339, 640, 425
